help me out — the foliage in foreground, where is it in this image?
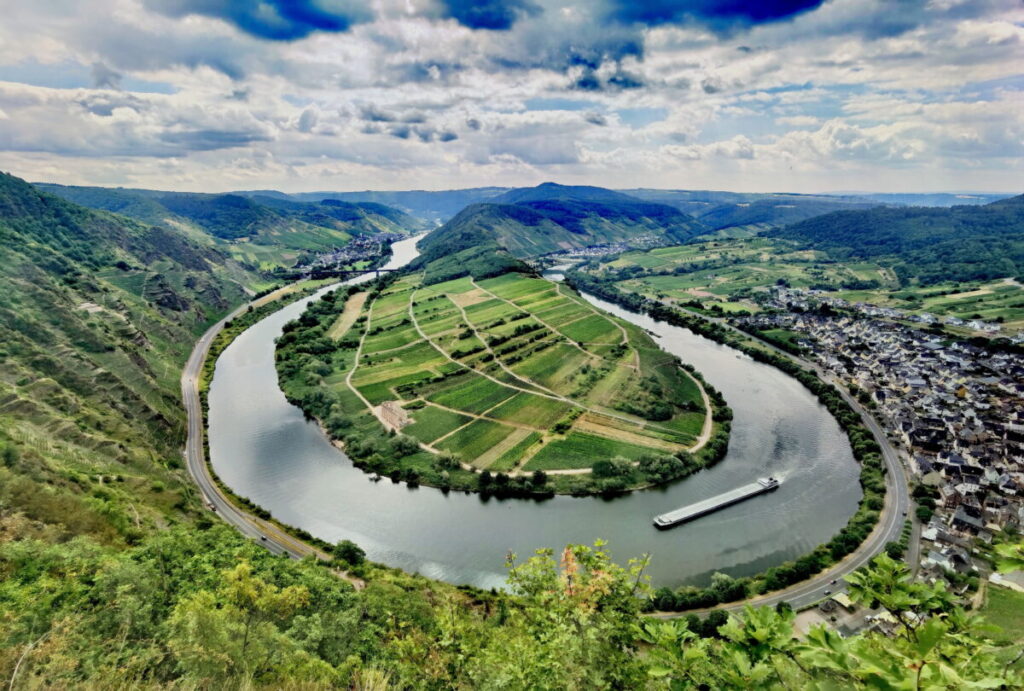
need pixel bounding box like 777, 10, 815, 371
1, 520, 1021, 689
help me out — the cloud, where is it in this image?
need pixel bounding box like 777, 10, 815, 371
143, 0, 372, 41
438, 0, 542, 31
607, 0, 826, 31
297, 107, 318, 132
91, 62, 123, 89
0, 0, 1020, 193
776, 115, 820, 127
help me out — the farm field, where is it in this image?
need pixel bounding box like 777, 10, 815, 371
586, 237, 1023, 333
980, 585, 1024, 644
292, 269, 713, 477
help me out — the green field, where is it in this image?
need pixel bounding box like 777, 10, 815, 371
981, 585, 1024, 644
285, 270, 713, 479
524, 432, 657, 470
587, 236, 1024, 333
402, 404, 472, 444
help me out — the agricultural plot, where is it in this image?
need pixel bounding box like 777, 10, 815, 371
488, 392, 572, 428
560, 314, 622, 344
488, 432, 542, 471
428, 374, 516, 415
437, 418, 520, 461
402, 404, 473, 444
524, 432, 657, 470
510, 343, 591, 393
311, 269, 713, 474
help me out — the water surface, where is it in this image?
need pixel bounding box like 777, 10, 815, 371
209, 238, 860, 589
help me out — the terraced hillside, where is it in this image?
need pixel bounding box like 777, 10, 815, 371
0, 171, 257, 542
277, 270, 731, 496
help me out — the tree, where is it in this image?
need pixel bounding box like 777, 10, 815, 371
166, 562, 327, 685
467, 542, 651, 688
333, 539, 366, 566
994, 540, 1024, 573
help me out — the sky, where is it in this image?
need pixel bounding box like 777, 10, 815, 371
0, 0, 1020, 194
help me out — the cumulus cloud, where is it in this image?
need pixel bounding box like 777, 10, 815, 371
0, 0, 1019, 192
438, 0, 542, 30
143, 0, 373, 40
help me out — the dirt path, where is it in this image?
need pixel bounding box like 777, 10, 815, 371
471, 279, 594, 359
328, 291, 367, 340
449, 298, 566, 400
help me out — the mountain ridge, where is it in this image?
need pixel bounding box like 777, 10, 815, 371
416, 183, 710, 266
773, 193, 1024, 284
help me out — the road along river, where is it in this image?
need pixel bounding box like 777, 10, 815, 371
207, 237, 861, 590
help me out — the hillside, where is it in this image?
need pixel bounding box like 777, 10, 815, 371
625, 189, 881, 230
35, 183, 425, 269
774, 194, 1024, 284
275, 186, 508, 224
0, 171, 254, 544
417, 183, 709, 262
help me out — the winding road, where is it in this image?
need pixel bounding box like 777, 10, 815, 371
180, 284, 364, 588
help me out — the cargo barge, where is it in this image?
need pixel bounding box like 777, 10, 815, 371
653, 477, 781, 529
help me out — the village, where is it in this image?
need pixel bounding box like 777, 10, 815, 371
736, 286, 1024, 635
271, 232, 407, 280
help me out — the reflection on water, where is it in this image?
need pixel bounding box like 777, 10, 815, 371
209, 238, 860, 589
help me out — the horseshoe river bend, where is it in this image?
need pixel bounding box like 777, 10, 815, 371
207, 235, 861, 589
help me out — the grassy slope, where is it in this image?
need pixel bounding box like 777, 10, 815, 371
35, 183, 428, 270
0, 171, 257, 544
981, 585, 1024, 644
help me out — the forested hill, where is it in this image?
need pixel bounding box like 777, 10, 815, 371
0, 170, 254, 543
35, 182, 426, 269
275, 186, 508, 224
416, 182, 709, 264
773, 194, 1024, 284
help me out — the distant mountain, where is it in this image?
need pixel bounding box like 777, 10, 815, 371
624, 189, 882, 231
0, 171, 256, 539
417, 183, 709, 268
773, 194, 1024, 284
257, 187, 509, 225
846, 193, 1011, 207
492, 182, 640, 205
35, 183, 426, 269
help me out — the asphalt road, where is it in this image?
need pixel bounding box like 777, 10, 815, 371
180, 286, 345, 568
653, 309, 916, 615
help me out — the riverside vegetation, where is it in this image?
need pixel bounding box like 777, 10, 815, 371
275, 268, 731, 496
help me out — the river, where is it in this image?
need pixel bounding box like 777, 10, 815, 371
208, 235, 861, 589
